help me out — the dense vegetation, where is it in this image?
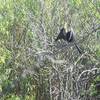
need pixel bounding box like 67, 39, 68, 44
0, 0, 100, 100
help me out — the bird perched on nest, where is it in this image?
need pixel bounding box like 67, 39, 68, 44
55, 28, 82, 54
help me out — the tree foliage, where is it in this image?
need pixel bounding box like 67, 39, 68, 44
0, 0, 100, 100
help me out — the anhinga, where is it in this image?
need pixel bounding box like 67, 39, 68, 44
55, 28, 82, 54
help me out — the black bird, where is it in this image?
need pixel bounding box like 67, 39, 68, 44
55, 28, 66, 41
55, 28, 82, 54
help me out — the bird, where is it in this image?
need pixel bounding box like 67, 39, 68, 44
55, 28, 82, 54
55, 28, 66, 41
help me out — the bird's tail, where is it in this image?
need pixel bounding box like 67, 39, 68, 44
74, 43, 82, 54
